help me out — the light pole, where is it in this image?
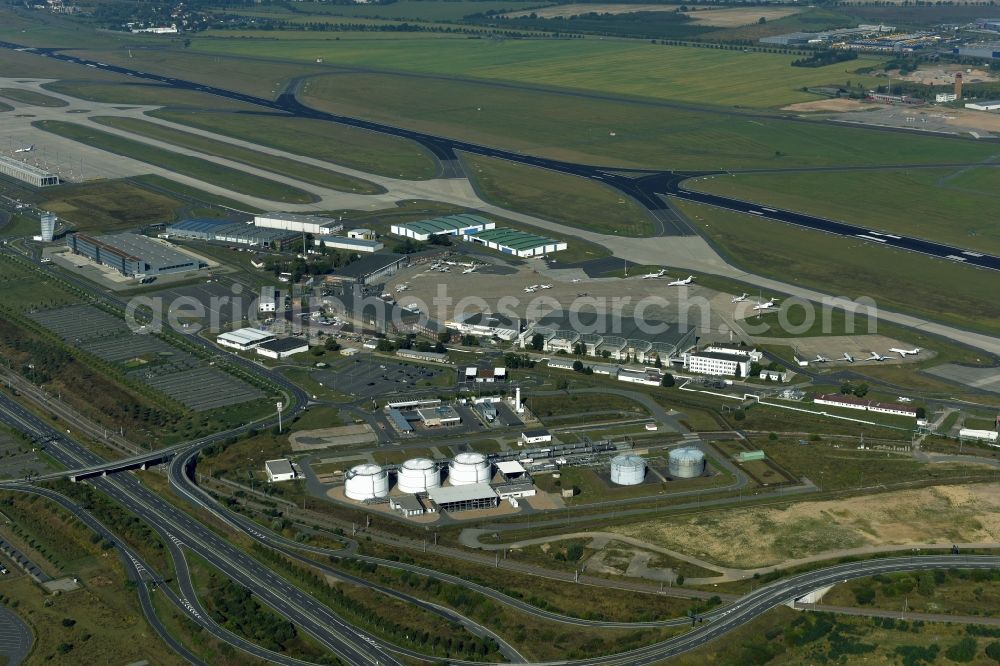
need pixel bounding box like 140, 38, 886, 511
276, 401, 283, 433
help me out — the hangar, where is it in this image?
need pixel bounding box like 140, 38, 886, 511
391, 214, 494, 241
66, 232, 204, 277
463, 227, 567, 257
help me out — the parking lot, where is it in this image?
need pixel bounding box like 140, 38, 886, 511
149, 276, 258, 329
315, 357, 450, 399
0, 432, 50, 479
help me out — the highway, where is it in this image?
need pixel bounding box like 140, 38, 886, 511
2, 41, 999, 272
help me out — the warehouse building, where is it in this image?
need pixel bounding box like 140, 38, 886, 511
254, 212, 343, 235
965, 100, 1000, 111
265, 459, 296, 483
463, 227, 567, 257
328, 253, 408, 285
314, 237, 384, 253
256, 337, 309, 359
759, 31, 814, 45
217, 327, 275, 351
0, 155, 59, 187
66, 232, 204, 277
259, 286, 278, 313
954, 44, 1000, 59
391, 214, 494, 241
427, 484, 499, 513
164, 218, 299, 249
416, 405, 461, 427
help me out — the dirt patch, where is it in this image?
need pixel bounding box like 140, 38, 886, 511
290, 423, 376, 451
897, 65, 999, 86
782, 98, 886, 113
683, 6, 801, 27
610, 483, 1000, 568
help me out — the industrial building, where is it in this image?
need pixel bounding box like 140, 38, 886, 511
959, 428, 998, 443
254, 212, 343, 235
265, 459, 296, 483
66, 232, 204, 277
521, 430, 552, 445
954, 43, 1000, 60
389, 495, 432, 517
668, 448, 705, 478
347, 228, 375, 240
315, 237, 384, 253
256, 337, 309, 359
416, 405, 462, 427
463, 227, 567, 257
813, 393, 917, 417
259, 286, 278, 313
519, 313, 695, 363
328, 253, 409, 285
164, 218, 299, 249
618, 367, 663, 386
396, 349, 449, 363
390, 214, 495, 241
427, 483, 499, 513
965, 100, 1000, 111
216, 327, 275, 351
0, 155, 59, 187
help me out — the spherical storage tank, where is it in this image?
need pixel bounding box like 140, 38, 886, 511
345, 463, 389, 501
448, 452, 491, 486
397, 457, 441, 494
610, 454, 646, 486
668, 447, 706, 479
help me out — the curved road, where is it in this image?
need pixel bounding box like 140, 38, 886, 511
0, 603, 32, 666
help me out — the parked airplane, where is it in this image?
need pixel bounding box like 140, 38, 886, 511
897, 396, 913, 403
642, 269, 667, 279
752, 297, 779, 311
889, 347, 921, 357
668, 275, 694, 286
731, 293, 749, 303
462, 266, 477, 274
13, 144, 34, 153
571, 278, 582, 283
865, 351, 889, 362
813, 354, 830, 363
539, 284, 552, 289
842, 352, 855, 363
523, 286, 537, 293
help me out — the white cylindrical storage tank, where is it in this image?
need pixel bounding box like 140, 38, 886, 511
448, 452, 491, 486
397, 457, 441, 494
668, 447, 706, 479
610, 454, 646, 486
345, 463, 389, 501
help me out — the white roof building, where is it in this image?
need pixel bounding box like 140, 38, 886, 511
265, 459, 296, 483
217, 328, 275, 351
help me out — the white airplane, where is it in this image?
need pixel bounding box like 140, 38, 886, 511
539, 284, 552, 289
571, 278, 581, 283
523, 286, 537, 293
668, 275, 694, 286
813, 354, 830, 363
865, 351, 889, 362
642, 269, 667, 280
752, 297, 779, 311
528, 284, 539, 289
14, 144, 34, 153
842, 352, 855, 363
889, 347, 921, 357
731, 293, 749, 303
462, 266, 477, 274
897, 396, 913, 403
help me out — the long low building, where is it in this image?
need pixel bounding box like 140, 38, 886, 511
814, 393, 917, 417
164, 218, 299, 249
217, 327, 275, 351
0, 155, 59, 187
686, 352, 750, 378
66, 232, 204, 277
315, 237, 384, 253
256, 337, 309, 359
328, 253, 408, 285
254, 212, 343, 235
463, 227, 567, 257
427, 483, 499, 512
391, 214, 494, 241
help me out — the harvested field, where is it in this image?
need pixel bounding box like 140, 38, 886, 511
781, 98, 883, 113
504, 3, 679, 18
610, 483, 1000, 568
684, 6, 802, 26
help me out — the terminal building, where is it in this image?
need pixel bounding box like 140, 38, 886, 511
463, 227, 567, 257
66, 232, 204, 277
254, 212, 344, 235
391, 214, 494, 241
0, 155, 59, 187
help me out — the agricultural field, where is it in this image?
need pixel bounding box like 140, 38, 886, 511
38, 179, 185, 233
461, 153, 654, 236
677, 200, 1000, 337
269, 0, 547, 21
147, 109, 437, 180
609, 482, 1000, 569
91, 116, 383, 194
689, 167, 1000, 255
35, 120, 318, 204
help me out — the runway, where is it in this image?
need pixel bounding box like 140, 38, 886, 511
2, 41, 998, 273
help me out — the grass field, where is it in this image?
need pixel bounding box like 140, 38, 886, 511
461, 153, 654, 236
191, 34, 886, 108
35, 120, 319, 204
676, 200, 1000, 337
690, 167, 1000, 255
132, 174, 262, 214
90, 116, 383, 194
41, 80, 262, 111
295, 70, 999, 170
38, 179, 185, 232
148, 108, 437, 180
0, 87, 67, 107
267, 0, 546, 20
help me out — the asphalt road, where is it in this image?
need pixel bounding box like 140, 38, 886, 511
3, 42, 999, 273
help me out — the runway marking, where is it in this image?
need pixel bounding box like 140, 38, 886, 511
946, 255, 968, 262
856, 234, 887, 243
